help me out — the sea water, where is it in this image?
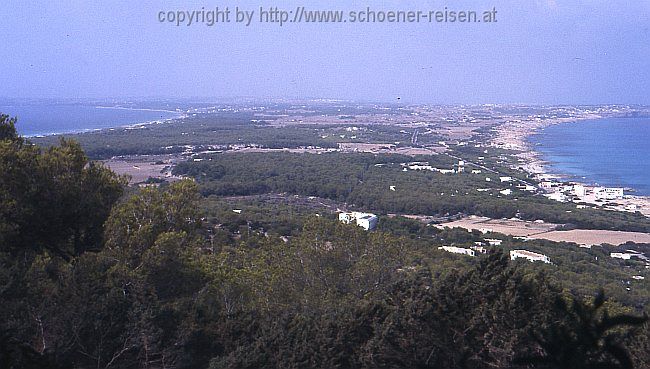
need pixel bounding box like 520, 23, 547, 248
0, 103, 180, 137
529, 117, 650, 196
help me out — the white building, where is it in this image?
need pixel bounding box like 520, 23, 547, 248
594, 187, 624, 200
545, 192, 568, 202
471, 245, 488, 254
457, 161, 465, 173
407, 163, 434, 171
338, 212, 378, 231
517, 184, 536, 192
540, 181, 556, 189
573, 184, 587, 197
439, 246, 475, 257
500, 176, 513, 182
485, 238, 503, 246
610, 252, 641, 260
514, 236, 534, 241
559, 185, 574, 192
500, 189, 512, 196
438, 169, 456, 174
510, 250, 551, 264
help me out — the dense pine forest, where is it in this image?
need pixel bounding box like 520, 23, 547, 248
2, 114, 649, 369
174, 151, 650, 233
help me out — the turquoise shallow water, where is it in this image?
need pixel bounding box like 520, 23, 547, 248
529, 117, 650, 196
0, 103, 179, 136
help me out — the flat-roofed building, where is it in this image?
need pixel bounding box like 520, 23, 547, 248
510, 250, 551, 264
545, 191, 568, 202
439, 246, 475, 257
594, 187, 624, 200
485, 238, 503, 246
338, 212, 378, 231
573, 184, 587, 197
610, 252, 641, 260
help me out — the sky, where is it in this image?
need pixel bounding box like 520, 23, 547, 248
0, 0, 648, 104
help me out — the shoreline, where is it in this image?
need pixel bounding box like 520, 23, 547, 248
491, 113, 650, 218
94, 105, 183, 115
24, 106, 186, 138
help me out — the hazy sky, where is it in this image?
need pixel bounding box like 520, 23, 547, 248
1, 0, 648, 104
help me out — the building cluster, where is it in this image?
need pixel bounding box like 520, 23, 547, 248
401, 160, 466, 175
338, 212, 378, 231
610, 250, 648, 262
538, 179, 625, 204
437, 244, 553, 265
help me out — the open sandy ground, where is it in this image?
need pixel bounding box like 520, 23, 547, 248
436, 216, 650, 246
533, 229, 650, 246
103, 155, 183, 184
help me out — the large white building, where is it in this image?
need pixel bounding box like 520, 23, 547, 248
594, 187, 624, 200
610, 252, 642, 260
510, 250, 551, 264
338, 212, 378, 231
439, 246, 475, 257
545, 192, 568, 202
573, 184, 587, 197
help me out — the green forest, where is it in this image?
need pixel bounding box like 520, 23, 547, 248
174, 151, 650, 233
2, 114, 649, 369
31, 107, 440, 161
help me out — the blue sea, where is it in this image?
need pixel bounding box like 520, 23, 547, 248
0, 103, 180, 137
529, 117, 650, 196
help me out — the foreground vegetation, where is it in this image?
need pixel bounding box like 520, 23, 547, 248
2, 115, 649, 369
199, 195, 650, 309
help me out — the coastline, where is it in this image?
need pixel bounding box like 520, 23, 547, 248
491, 113, 650, 218
24, 106, 186, 138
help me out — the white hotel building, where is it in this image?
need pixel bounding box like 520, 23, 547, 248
594, 187, 624, 200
